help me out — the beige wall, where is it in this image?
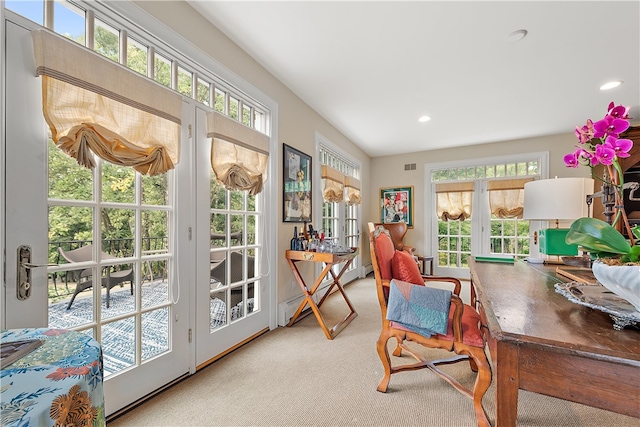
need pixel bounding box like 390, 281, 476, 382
134, 2, 372, 303
368, 133, 593, 258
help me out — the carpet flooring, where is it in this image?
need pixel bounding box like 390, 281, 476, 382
108, 277, 640, 426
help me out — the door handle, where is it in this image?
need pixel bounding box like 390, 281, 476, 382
17, 245, 32, 300
16, 245, 55, 300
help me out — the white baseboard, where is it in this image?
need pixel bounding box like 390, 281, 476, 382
363, 263, 373, 276
277, 283, 329, 326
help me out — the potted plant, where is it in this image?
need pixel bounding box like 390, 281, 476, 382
563, 102, 640, 312
566, 217, 640, 311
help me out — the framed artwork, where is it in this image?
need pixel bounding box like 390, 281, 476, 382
283, 144, 312, 222
380, 186, 414, 228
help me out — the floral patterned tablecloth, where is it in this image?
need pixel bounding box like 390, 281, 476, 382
1, 328, 105, 427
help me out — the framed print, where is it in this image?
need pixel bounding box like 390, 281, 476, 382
380, 186, 414, 228
283, 144, 312, 222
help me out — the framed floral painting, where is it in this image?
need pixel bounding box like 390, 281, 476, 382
380, 186, 413, 228
283, 144, 312, 222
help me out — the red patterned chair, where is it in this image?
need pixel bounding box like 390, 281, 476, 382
369, 224, 492, 427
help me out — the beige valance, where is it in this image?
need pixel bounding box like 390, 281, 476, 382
435, 182, 474, 221
487, 178, 534, 219
207, 111, 270, 195
344, 176, 362, 205
32, 29, 182, 175
321, 165, 345, 203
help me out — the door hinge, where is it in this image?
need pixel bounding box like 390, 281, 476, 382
188, 329, 192, 343
188, 124, 192, 138
188, 227, 192, 241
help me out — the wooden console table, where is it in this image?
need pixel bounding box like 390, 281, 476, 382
285, 248, 358, 340
469, 258, 640, 426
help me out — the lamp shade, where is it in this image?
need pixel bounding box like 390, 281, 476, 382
523, 178, 594, 221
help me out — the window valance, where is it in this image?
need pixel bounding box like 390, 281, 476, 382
487, 178, 534, 219
344, 176, 362, 205
435, 182, 474, 221
207, 111, 269, 195
321, 165, 345, 203
32, 29, 182, 176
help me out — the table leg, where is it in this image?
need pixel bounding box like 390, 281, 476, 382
495, 340, 519, 426
286, 258, 357, 340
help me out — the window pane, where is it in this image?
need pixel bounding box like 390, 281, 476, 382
142, 174, 168, 206
177, 66, 192, 97
210, 290, 227, 331
154, 53, 171, 87
49, 140, 93, 200
94, 18, 119, 62
102, 163, 135, 204
210, 213, 228, 248
211, 180, 227, 209
49, 206, 93, 250
6, 0, 44, 25
247, 214, 257, 245
197, 78, 211, 106
53, 0, 84, 43
214, 88, 226, 113
242, 104, 251, 126
102, 317, 135, 375
102, 208, 135, 257
230, 214, 244, 247
142, 210, 169, 253
229, 96, 239, 120
142, 308, 169, 361
517, 162, 527, 175
230, 190, 245, 211
254, 110, 265, 132
127, 37, 148, 76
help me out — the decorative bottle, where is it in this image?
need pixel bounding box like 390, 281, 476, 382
290, 226, 298, 250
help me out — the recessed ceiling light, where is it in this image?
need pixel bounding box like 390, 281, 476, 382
508, 29, 528, 42
599, 81, 623, 90
418, 115, 431, 123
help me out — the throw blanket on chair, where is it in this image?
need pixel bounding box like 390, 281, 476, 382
386, 279, 451, 337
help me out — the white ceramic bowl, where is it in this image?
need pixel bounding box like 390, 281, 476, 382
592, 261, 640, 312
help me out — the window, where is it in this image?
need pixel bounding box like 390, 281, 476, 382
429, 154, 544, 274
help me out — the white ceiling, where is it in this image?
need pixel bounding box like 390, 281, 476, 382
187, 1, 640, 157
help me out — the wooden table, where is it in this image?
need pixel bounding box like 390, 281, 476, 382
285, 248, 358, 340
469, 258, 640, 426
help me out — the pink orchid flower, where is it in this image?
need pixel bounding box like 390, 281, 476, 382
574, 119, 594, 144
563, 151, 580, 168
593, 116, 631, 139
594, 143, 616, 165
607, 102, 631, 120
605, 136, 632, 159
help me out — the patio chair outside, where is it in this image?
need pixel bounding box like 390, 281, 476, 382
58, 244, 134, 310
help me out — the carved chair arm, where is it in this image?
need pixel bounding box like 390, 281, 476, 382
423, 276, 462, 296
449, 294, 464, 343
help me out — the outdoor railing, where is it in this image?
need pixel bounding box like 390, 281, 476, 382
48, 237, 168, 299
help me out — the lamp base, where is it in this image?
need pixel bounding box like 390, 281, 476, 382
539, 228, 579, 257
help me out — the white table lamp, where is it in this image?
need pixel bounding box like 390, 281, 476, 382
524, 177, 594, 256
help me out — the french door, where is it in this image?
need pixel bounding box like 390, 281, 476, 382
194, 107, 271, 367
3, 20, 190, 416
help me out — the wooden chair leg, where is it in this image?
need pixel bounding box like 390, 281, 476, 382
392, 339, 403, 357
470, 349, 492, 427
468, 356, 478, 372
376, 333, 393, 393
